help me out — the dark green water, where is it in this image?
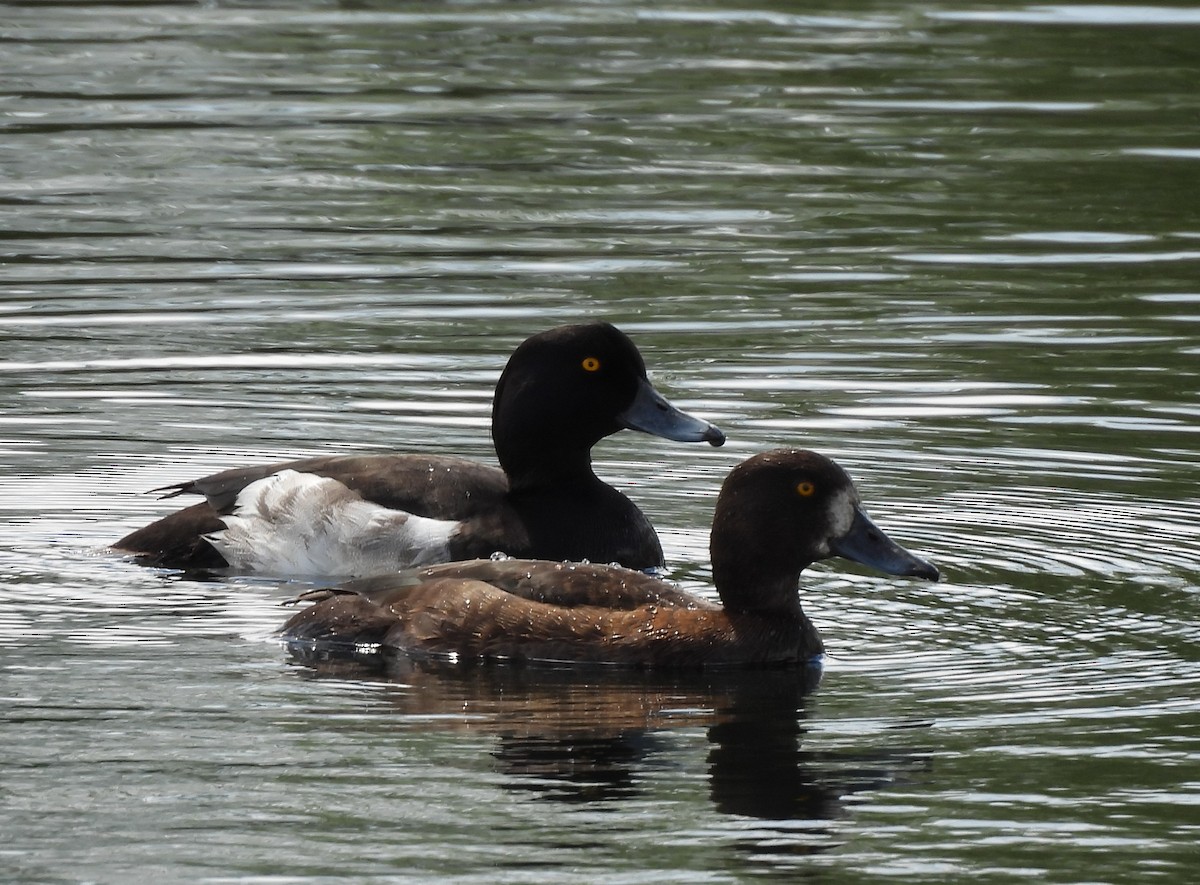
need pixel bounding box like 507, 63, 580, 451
3, 2, 1198, 882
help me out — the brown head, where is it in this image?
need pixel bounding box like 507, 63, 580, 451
710, 449, 939, 615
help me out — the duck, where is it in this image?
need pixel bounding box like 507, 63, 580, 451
280, 449, 940, 668
114, 322, 725, 574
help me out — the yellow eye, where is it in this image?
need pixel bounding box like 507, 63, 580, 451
796, 481, 816, 497
581, 356, 602, 372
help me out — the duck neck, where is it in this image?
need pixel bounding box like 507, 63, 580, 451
497, 440, 600, 493
712, 558, 806, 618
709, 508, 810, 618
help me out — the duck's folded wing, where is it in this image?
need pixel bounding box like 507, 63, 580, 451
158, 454, 508, 516
416, 559, 707, 610
152, 454, 373, 509
152, 462, 300, 510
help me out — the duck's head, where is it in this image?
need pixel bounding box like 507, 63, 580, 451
492, 322, 724, 481
710, 449, 939, 614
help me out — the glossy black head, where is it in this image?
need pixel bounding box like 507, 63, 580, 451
710, 449, 938, 614
491, 322, 723, 485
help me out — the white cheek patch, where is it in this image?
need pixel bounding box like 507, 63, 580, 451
205, 469, 456, 579
820, 487, 858, 555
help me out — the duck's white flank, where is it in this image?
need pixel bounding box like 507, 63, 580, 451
205, 469, 457, 578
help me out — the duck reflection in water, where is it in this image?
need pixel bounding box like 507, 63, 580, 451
292, 654, 932, 828
282, 449, 938, 667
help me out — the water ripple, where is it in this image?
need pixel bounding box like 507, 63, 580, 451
4, 3, 1200, 881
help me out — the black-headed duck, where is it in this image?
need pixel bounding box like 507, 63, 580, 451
281, 449, 939, 668
114, 322, 724, 574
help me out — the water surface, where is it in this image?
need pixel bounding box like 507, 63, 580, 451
3, 2, 1199, 882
